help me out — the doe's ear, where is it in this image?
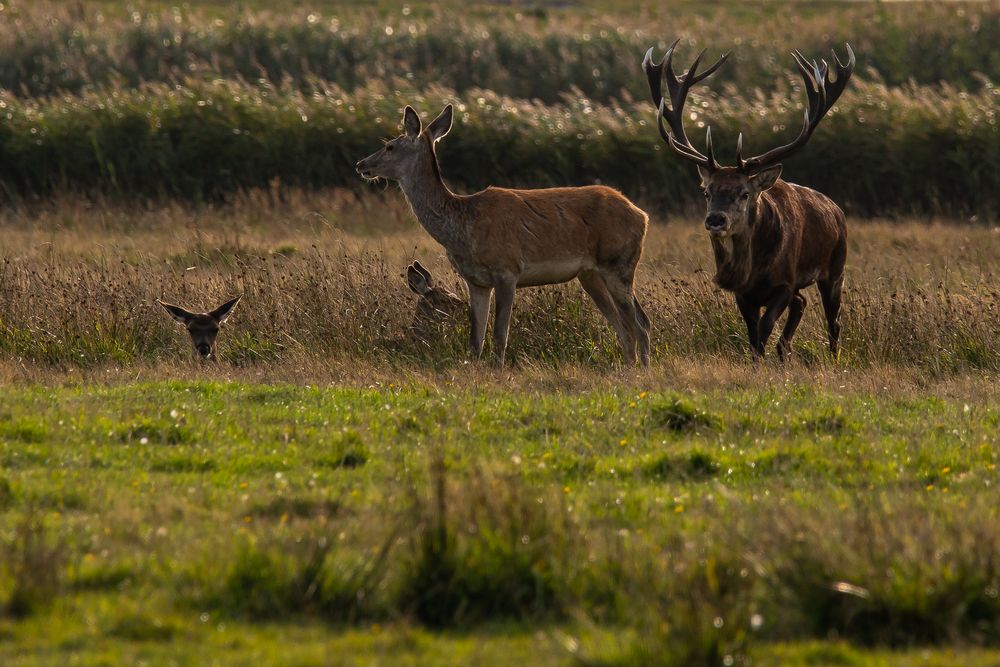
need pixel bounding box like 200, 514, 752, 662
403, 106, 422, 138
158, 299, 195, 325
407, 263, 431, 295
425, 104, 453, 143
748, 165, 782, 193
210, 295, 242, 324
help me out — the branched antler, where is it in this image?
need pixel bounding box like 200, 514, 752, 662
643, 39, 729, 172
740, 44, 855, 170
644, 41, 855, 173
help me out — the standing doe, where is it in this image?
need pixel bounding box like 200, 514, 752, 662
158, 296, 242, 361
357, 104, 651, 367
643, 40, 854, 360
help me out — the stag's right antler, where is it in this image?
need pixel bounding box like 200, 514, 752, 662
739, 44, 855, 171
643, 39, 730, 172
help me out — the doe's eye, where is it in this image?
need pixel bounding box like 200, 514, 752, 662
703, 190, 710, 199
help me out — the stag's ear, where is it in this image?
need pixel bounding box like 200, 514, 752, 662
403, 106, 422, 138
407, 264, 431, 296
426, 104, 453, 143
748, 165, 782, 193
697, 165, 712, 189
158, 300, 195, 325
210, 295, 242, 324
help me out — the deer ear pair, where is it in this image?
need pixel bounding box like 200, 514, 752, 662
406, 261, 434, 296
403, 105, 453, 143
157, 295, 242, 325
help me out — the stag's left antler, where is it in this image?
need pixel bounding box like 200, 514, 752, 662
643, 40, 730, 172
739, 44, 855, 171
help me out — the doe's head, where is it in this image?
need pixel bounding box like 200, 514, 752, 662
158, 295, 242, 361
355, 104, 453, 183
406, 261, 464, 334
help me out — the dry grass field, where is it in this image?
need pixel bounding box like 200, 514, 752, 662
0, 190, 996, 379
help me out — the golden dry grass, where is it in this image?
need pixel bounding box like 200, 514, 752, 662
0, 188, 996, 390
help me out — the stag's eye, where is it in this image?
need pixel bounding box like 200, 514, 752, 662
740, 191, 750, 201
385, 144, 394, 153
703, 190, 710, 199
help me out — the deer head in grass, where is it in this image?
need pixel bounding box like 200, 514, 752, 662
158, 295, 242, 361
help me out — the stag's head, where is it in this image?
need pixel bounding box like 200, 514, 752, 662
158, 295, 242, 360
643, 40, 854, 238
356, 105, 453, 183
406, 261, 464, 333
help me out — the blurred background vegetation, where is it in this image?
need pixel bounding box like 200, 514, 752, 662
0, 0, 997, 217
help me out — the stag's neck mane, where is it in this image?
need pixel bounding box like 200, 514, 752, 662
397, 136, 470, 250
711, 228, 753, 292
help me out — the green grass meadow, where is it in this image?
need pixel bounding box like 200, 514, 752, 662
2, 378, 1000, 665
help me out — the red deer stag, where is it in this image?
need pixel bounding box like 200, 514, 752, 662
643, 40, 854, 360
357, 105, 651, 367
158, 296, 242, 361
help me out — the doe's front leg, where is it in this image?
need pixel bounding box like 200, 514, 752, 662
467, 283, 492, 360
491, 278, 517, 368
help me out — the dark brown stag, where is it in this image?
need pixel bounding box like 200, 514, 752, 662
643, 40, 854, 360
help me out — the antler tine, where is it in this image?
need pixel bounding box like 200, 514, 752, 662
704, 126, 720, 171
735, 132, 745, 169
642, 46, 663, 106
655, 98, 674, 145
687, 49, 730, 84
643, 39, 682, 105
742, 43, 855, 171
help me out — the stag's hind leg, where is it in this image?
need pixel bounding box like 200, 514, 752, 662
818, 275, 844, 358
776, 291, 806, 361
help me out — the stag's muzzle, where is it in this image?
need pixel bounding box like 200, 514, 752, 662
705, 212, 729, 234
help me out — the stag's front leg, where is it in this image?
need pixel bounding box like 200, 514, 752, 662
467, 284, 492, 360
755, 288, 793, 359
735, 295, 761, 357
491, 278, 517, 368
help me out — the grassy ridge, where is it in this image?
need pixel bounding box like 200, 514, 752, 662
1, 78, 998, 216
1, 381, 999, 665
0, 2, 997, 102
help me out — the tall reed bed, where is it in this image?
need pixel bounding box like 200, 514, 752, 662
0, 1, 996, 102
0, 77, 997, 216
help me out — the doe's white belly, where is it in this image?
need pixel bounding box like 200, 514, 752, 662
517, 258, 586, 287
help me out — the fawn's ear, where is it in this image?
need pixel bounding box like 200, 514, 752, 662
210, 295, 242, 324
403, 106, 422, 139
426, 104, 453, 143
412, 260, 434, 284
158, 299, 195, 325
407, 263, 431, 296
